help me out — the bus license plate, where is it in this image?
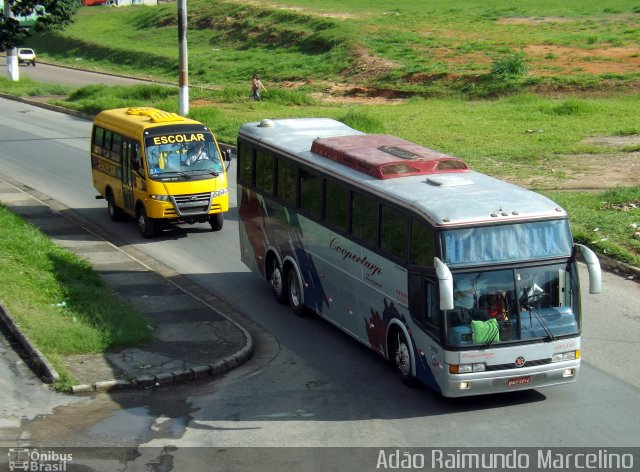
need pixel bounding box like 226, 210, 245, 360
507, 376, 531, 386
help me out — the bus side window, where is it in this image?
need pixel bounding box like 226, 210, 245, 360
276, 158, 297, 206
351, 191, 377, 247
238, 142, 255, 187
409, 276, 441, 339
324, 179, 348, 232
111, 133, 123, 162
255, 150, 274, 195
131, 142, 141, 171
380, 204, 408, 261
92, 127, 104, 154
410, 218, 436, 267
102, 130, 113, 158
425, 280, 440, 332
299, 169, 321, 219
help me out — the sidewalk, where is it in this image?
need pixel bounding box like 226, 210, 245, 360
0, 176, 253, 394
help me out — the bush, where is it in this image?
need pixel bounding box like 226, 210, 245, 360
490, 52, 529, 79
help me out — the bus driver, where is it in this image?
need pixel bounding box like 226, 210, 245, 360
185, 141, 209, 166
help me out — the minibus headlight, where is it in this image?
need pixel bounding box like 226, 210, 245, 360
552, 350, 580, 362
149, 194, 171, 201
212, 188, 228, 197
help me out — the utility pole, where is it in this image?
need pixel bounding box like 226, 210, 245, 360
3, 1, 19, 81
178, 0, 188, 116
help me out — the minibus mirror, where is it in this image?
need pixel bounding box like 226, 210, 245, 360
223, 148, 233, 171
434, 257, 454, 310
575, 244, 602, 294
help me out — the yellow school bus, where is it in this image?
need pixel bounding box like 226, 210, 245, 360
91, 107, 230, 237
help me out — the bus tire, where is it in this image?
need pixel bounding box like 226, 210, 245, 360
268, 257, 288, 305
287, 269, 306, 317
106, 190, 127, 222
209, 213, 224, 231
136, 205, 157, 239
390, 330, 417, 387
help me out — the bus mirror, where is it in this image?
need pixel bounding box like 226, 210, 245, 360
434, 257, 454, 310
575, 244, 602, 294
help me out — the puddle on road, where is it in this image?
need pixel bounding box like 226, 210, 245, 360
89, 407, 189, 443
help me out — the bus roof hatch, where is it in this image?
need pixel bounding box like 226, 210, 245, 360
310, 134, 468, 179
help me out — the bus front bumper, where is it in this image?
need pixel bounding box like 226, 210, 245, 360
441, 360, 580, 397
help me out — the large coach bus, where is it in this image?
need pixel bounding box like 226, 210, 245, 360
237, 118, 601, 397
91, 107, 230, 237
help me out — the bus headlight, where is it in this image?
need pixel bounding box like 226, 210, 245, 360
212, 188, 228, 197
449, 363, 486, 374
149, 194, 171, 201
552, 350, 580, 362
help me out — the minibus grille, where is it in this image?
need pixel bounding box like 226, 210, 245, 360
172, 192, 212, 216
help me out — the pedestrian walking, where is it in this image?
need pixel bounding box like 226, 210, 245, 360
250, 73, 266, 101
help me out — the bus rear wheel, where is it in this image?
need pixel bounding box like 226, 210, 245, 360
391, 331, 416, 387
287, 269, 306, 317
106, 190, 127, 222
209, 213, 224, 231
268, 258, 288, 305
136, 206, 157, 238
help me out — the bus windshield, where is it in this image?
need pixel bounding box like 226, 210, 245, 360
441, 220, 573, 267
446, 262, 580, 347
145, 138, 224, 182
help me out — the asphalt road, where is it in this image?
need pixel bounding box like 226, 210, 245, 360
1, 59, 156, 87
1, 78, 639, 472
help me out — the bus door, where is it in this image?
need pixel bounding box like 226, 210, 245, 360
121, 140, 138, 213
408, 272, 444, 387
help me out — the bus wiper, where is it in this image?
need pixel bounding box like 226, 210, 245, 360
529, 307, 556, 341
482, 328, 500, 349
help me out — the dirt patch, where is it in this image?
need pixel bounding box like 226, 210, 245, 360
513, 135, 640, 190
525, 45, 640, 76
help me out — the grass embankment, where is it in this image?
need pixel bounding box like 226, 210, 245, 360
23, 0, 640, 96
0, 206, 152, 391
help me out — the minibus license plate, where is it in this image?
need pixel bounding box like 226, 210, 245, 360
507, 376, 530, 386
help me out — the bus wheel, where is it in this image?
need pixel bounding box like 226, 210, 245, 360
268, 258, 288, 305
106, 190, 127, 222
136, 206, 156, 239
392, 331, 416, 387
209, 213, 224, 231
287, 269, 306, 317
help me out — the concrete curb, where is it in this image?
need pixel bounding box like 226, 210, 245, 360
598, 253, 640, 281
69, 339, 254, 394
0, 302, 60, 383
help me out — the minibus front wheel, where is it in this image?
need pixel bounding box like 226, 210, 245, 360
136, 205, 157, 238
209, 212, 224, 232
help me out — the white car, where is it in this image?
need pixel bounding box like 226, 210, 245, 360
17, 48, 36, 66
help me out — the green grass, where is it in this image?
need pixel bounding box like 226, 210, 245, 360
546, 187, 640, 267
0, 206, 152, 391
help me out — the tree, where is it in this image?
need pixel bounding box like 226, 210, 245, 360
1, 0, 79, 51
